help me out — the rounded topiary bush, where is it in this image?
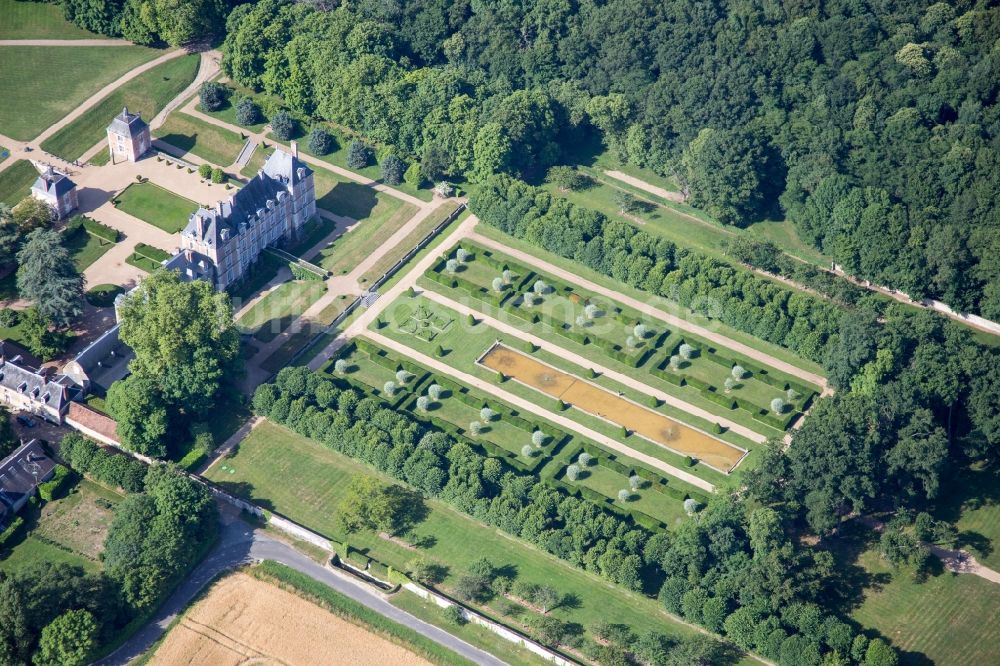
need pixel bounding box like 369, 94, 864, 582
235, 97, 261, 126
308, 127, 336, 156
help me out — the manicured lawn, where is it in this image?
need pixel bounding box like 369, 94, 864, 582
0, 45, 162, 140
65, 225, 115, 272
475, 222, 827, 377
41, 54, 200, 161
236, 279, 327, 342
0, 478, 123, 575
376, 209, 470, 294
359, 201, 461, 287
934, 464, 1000, 570
0, 0, 98, 39
366, 309, 739, 486
205, 421, 728, 654
564, 463, 689, 528
311, 163, 415, 223
0, 159, 39, 206
198, 85, 270, 134
114, 181, 197, 233
310, 184, 417, 274
833, 525, 1000, 666
391, 591, 551, 666
154, 111, 245, 166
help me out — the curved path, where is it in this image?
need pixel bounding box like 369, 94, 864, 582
95, 512, 505, 666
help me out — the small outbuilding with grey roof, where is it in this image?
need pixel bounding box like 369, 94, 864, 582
30, 165, 78, 220
107, 106, 151, 163
0, 439, 56, 516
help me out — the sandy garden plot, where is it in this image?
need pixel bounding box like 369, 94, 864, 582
479, 344, 746, 473
149, 572, 430, 666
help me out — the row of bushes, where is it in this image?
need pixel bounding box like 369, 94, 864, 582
60, 434, 149, 493
425, 266, 517, 309
0, 515, 23, 547
37, 464, 72, 502
133, 242, 171, 264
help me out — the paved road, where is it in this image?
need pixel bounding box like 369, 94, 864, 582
94, 513, 504, 666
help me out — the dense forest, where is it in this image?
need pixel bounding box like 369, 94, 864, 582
62, 0, 1000, 316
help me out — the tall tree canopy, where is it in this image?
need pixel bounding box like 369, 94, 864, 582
16, 228, 83, 329
220, 0, 1000, 318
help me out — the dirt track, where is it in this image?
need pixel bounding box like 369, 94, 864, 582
149, 572, 431, 666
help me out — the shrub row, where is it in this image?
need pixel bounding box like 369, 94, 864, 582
0, 515, 23, 547
37, 464, 72, 502
133, 242, 171, 264
425, 265, 515, 308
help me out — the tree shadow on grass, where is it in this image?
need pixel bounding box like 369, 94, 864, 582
319, 181, 377, 221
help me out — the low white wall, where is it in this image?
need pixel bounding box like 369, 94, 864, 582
403, 583, 576, 666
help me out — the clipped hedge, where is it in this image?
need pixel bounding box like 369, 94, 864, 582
37, 464, 72, 502
0, 516, 24, 547
81, 216, 121, 243
133, 242, 171, 263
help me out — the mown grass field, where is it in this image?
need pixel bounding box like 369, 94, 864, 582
847, 544, 1000, 666
0, 45, 162, 140
0, 0, 98, 39
0, 159, 38, 206
65, 224, 115, 272
310, 191, 417, 274
205, 421, 740, 657
114, 181, 197, 233
154, 111, 245, 166
236, 279, 327, 342
935, 464, 1000, 570
0, 478, 122, 575
41, 54, 200, 161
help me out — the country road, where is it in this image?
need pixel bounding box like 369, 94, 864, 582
94, 509, 506, 666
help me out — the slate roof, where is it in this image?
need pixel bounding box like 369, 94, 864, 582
107, 106, 148, 137
0, 346, 68, 414
0, 439, 55, 513
183, 148, 307, 248
31, 166, 75, 198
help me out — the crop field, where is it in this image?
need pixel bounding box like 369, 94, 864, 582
480, 344, 746, 473
0, 479, 122, 574
149, 572, 431, 666
0, 45, 161, 140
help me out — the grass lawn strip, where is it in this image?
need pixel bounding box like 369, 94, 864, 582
154, 111, 244, 166
0, 0, 98, 39
205, 421, 740, 659
0, 45, 162, 141
236, 280, 327, 342
0, 159, 40, 206
377, 210, 471, 294
474, 223, 826, 377
390, 590, 552, 666
41, 54, 201, 161
310, 192, 417, 274
358, 201, 462, 287
114, 181, 198, 234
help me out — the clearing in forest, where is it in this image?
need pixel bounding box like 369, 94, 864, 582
148, 572, 431, 666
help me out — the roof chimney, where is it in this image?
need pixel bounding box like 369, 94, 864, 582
291, 141, 298, 159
